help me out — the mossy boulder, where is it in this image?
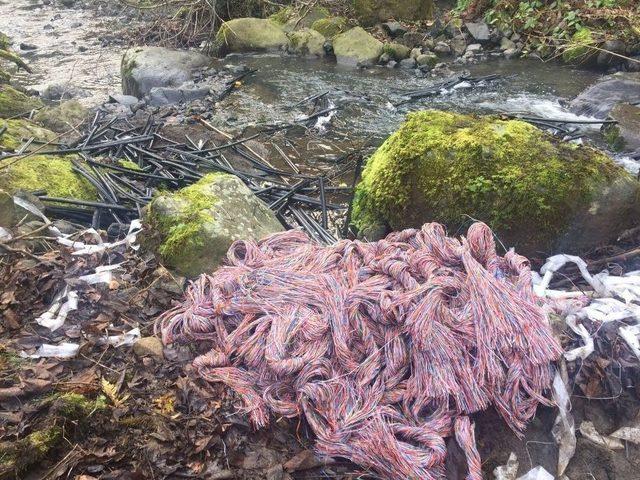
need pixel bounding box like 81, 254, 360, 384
33, 100, 89, 133
0, 85, 43, 118
214, 18, 288, 57
604, 103, 640, 152
311, 17, 348, 38
382, 42, 411, 61
271, 6, 330, 32
332, 27, 384, 66
0, 118, 57, 151
353, 0, 434, 27
0, 119, 95, 200
0, 153, 97, 200
352, 110, 640, 256
288, 28, 326, 57
144, 173, 283, 277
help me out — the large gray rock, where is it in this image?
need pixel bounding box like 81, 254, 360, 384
121, 46, 210, 98
144, 173, 284, 277
605, 103, 640, 152
465, 22, 490, 43
570, 73, 640, 118
332, 27, 383, 66
147, 83, 210, 106
214, 18, 288, 56
287, 28, 326, 57
596, 40, 627, 68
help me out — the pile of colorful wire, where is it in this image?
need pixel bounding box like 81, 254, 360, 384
157, 222, 561, 479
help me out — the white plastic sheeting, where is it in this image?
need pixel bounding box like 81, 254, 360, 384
536, 254, 640, 362
21, 342, 80, 359
106, 327, 141, 347
516, 467, 554, 480
552, 370, 575, 477
36, 287, 78, 331
534, 253, 640, 474
16, 197, 143, 356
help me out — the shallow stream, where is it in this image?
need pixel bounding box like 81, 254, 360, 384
2, 0, 636, 174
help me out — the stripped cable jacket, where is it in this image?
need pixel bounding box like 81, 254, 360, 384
157, 222, 561, 479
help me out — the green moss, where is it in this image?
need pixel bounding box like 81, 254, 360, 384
382, 42, 411, 61
270, 6, 294, 25
0, 85, 43, 118
0, 32, 9, 50
52, 393, 107, 418
352, 110, 623, 251
288, 28, 326, 56
33, 100, 89, 133
213, 18, 288, 56
0, 426, 62, 474
311, 17, 348, 38
0, 68, 9, 84
562, 28, 596, 63
0, 154, 97, 200
149, 173, 222, 262
0, 118, 57, 151
603, 124, 625, 152
118, 159, 142, 171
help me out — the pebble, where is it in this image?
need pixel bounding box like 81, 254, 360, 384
434, 41, 451, 55
466, 43, 482, 54
399, 58, 417, 69
133, 337, 164, 359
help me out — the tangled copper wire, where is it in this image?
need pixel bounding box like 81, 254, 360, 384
157, 222, 561, 479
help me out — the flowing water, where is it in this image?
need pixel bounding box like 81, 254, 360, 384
2, 0, 637, 173
220, 53, 603, 140
0, 0, 133, 105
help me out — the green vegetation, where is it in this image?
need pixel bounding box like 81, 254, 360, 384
562, 27, 596, 62
51, 392, 107, 418
270, 6, 295, 24
457, 0, 639, 61
311, 17, 348, 38
0, 119, 57, 151
0, 85, 43, 118
0, 154, 97, 200
146, 173, 222, 267
352, 110, 629, 251
0, 393, 105, 476
119, 159, 143, 171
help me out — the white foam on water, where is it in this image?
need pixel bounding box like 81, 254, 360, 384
478, 95, 600, 129
614, 156, 640, 175
314, 100, 337, 133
